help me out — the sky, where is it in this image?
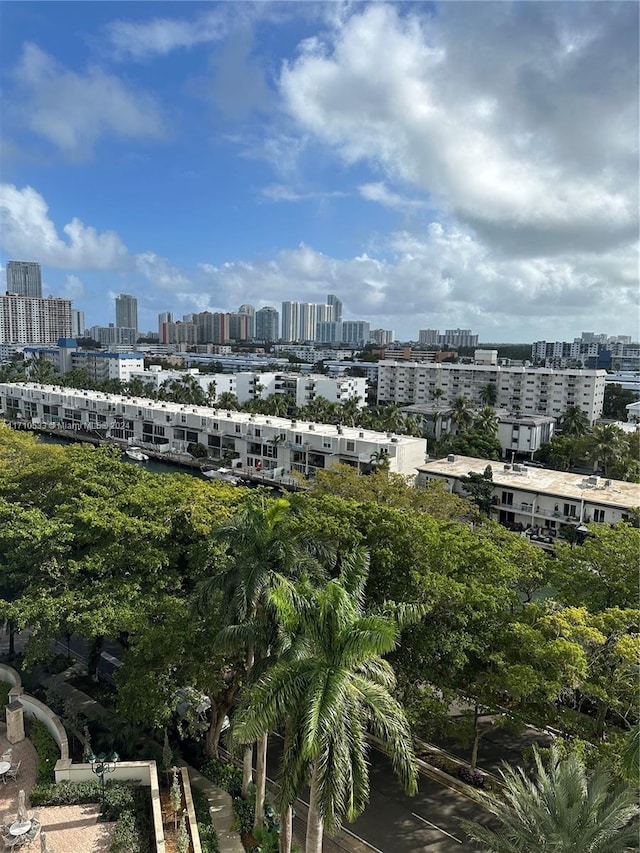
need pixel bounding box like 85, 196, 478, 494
0, 1, 638, 342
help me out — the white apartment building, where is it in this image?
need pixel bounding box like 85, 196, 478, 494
89, 325, 137, 347
0, 383, 426, 478
24, 343, 143, 382
0, 295, 72, 344
378, 360, 606, 423
497, 413, 555, 458
417, 455, 639, 536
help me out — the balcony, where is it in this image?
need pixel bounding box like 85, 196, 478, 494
492, 498, 580, 523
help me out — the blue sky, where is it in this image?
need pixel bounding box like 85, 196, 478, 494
0, 1, 637, 341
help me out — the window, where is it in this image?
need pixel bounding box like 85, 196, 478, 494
295, 434, 302, 445
235, 424, 241, 433
563, 503, 577, 518
346, 440, 355, 452
593, 508, 606, 523
501, 491, 513, 506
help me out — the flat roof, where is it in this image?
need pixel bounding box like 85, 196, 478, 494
418, 455, 640, 508
2, 382, 422, 447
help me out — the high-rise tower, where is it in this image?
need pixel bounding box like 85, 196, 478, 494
327, 294, 343, 322
115, 294, 138, 333
6, 261, 42, 298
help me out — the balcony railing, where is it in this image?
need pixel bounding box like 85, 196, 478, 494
492, 499, 580, 523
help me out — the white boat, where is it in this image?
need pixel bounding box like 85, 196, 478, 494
125, 448, 149, 462
202, 467, 242, 485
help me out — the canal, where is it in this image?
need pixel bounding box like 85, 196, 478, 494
37, 433, 204, 478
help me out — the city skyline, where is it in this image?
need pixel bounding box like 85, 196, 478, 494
0, 2, 637, 341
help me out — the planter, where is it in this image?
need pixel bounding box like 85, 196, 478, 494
162, 767, 202, 853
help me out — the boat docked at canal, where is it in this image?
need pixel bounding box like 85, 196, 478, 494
201, 467, 242, 486
125, 448, 149, 462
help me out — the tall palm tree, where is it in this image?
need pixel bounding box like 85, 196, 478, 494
340, 396, 362, 427
460, 744, 639, 852
560, 405, 590, 437
201, 498, 322, 829
587, 424, 628, 477
479, 382, 498, 406
451, 395, 474, 431
233, 548, 418, 853
474, 405, 499, 435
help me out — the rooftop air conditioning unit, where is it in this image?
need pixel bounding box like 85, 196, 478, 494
587, 476, 599, 486
309, 424, 315, 430
447, 454, 457, 462
504, 464, 512, 471
359, 431, 364, 438
604, 479, 612, 486
227, 412, 232, 418
391, 437, 399, 443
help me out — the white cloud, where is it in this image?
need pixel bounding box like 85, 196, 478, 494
135, 252, 191, 291
190, 223, 637, 340
62, 274, 85, 298
106, 11, 227, 60
279, 4, 638, 256
358, 182, 425, 212
260, 184, 348, 203
14, 43, 165, 157
0, 184, 129, 269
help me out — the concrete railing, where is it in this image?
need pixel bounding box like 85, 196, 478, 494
55, 759, 165, 853
0, 663, 22, 689
1, 665, 69, 760
180, 765, 202, 853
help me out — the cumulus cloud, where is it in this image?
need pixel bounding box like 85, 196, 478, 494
135, 252, 191, 290
192, 225, 637, 339
14, 42, 165, 157
279, 3, 638, 256
0, 184, 130, 269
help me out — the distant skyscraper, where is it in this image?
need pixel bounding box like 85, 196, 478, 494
418, 329, 440, 345
158, 312, 174, 335
341, 321, 370, 345
115, 294, 138, 332
72, 309, 85, 338
371, 329, 395, 345
327, 294, 343, 322
256, 306, 279, 341
6, 261, 42, 298
238, 303, 256, 338
281, 301, 300, 341
298, 303, 317, 341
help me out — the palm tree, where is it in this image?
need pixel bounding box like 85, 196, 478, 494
233, 548, 418, 853
201, 498, 322, 830
450, 395, 474, 431
216, 391, 239, 411
560, 405, 590, 437
26, 355, 59, 384
474, 406, 499, 435
479, 382, 498, 406
587, 424, 628, 477
460, 744, 639, 852
340, 397, 362, 428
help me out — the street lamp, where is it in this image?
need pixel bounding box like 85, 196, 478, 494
86, 751, 119, 810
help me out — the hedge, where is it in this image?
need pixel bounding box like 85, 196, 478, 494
192, 787, 220, 853
30, 780, 153, 853
26, 718, 59, 783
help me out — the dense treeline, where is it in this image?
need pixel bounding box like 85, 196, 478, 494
0, 425, 637, 850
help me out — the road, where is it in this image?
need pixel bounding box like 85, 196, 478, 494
266, 734, 492, 853
63, 637, 495, 850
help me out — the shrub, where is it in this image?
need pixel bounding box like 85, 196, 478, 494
192, 787, 220, 853
30, 780, 152, 853
200, 758, 243, 797
458, 766, 485, 787
27, 718, 59, 783
231, 794, 255, 836
0, 682, 10, 709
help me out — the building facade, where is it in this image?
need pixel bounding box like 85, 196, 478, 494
89, 324, 137, 347
378, 360, 606, 423
238, 304, 256, 338
327, 294, 343, 322
255, 306, 279, 341
418, 329, 440, 345
6, 261, 42, 298
0, 383, 426, 478
115, 294, 138, 332
417, 454, 639, 539
0, 295, 72, 344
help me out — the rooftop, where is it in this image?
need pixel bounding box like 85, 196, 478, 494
3, 383, 422, 447
418, 455, 640, 508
